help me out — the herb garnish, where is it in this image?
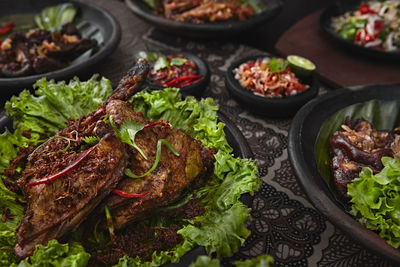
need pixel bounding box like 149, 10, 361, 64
268, 58, 289, 73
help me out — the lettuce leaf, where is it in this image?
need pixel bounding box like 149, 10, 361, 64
13, 240, 90, 267
348, 157, 400, 248
188, 254, 274, 267
234, 254, 274, 267
189, 255, 220, 267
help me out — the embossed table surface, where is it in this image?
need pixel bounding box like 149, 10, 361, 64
6, 0, 394, 266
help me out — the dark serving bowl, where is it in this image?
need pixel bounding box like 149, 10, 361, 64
0, 108, 253, 266
0, 0, 121, 93
145, 50, 210, 98
125, 0, 282, 38
288, 84, 400, 264
320, 0, 400, 61
225, 55, 319, 118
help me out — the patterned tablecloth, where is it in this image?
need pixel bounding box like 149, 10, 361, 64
89, 1, 393, 266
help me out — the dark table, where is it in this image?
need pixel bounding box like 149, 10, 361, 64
1, 0, 394, 266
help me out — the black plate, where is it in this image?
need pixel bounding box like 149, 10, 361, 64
0, 0, 121, 92
320, 0, 400, 61
288, 84, 400, 264
225, 55, 319, 118
145, 50, 210, 98
125, 0, 282, 38
0, 107, 253, 266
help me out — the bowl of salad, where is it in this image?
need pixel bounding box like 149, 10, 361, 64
124, 0, 282, 38
225, 54, 319, 118
135, 50, 210, 98
288, 84, 400, 264
320, 0, 400, 60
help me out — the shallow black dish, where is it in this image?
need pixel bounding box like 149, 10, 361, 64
288, 84, 400, 264
320, 0, 400, 61
225, 55, 319, 118
145, 50, 210, 98
125, 0, 282, 38
0, 0, 121, 92
0, 108, 253, 266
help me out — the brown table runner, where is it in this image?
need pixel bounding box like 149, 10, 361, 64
275, 9, 400, 88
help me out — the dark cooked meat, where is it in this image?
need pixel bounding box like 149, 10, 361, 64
0, 23, 97, 77
156, 0, 255, 23
330, 118, 397, 200
14, 60, 150, 258
99, 100, 216, 230
15, 135, 128, 258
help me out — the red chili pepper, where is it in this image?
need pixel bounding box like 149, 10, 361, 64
144, 121, 171, 129
354, 30, 362, 42
359, 3, 375, 14
165, 75, 203, 87
374, 20, 384, 37
26, 143, 99, 187
112, 189, 151, 198
0, 22, 15, 35
0, 39, 2, 47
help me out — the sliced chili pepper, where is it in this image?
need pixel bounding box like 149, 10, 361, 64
177, 77, 204, 87
0, 22, 15, 35
165, 75, 202, 87
144, 121, 171, 129
374, 20, 384, 37
359, 3, 375, 14
112, 189, 151, 198
26, 143, 99, 187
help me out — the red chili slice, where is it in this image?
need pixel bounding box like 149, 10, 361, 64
359, 3, 375, 14
144, 121, 171, 129
0, 22, 15, 35
112, 189, 151, 198
165, 75, 202, 87
26, 143, 99, 187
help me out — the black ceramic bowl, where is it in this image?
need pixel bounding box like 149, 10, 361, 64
0, 0, 121, 93
225, 55, 319, 118
0, 108, 253, 267
125, 0, 282, 38
288, 84, 400, 264
144, 51, 210, 98
320, 0, 400, 61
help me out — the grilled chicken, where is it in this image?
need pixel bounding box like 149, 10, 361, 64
14, 60, 150, 258
100, 100, 216, 230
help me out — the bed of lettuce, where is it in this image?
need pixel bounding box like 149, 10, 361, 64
0, 76, 261, 266
315, 99, 400, 249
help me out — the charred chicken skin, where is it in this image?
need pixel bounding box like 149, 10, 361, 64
14, 60, 149, 258
14, 59, 216, 258
330, 118, 400, 200
101, 100, 216, 230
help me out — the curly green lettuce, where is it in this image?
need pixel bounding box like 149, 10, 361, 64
12, 240, 90, 267
0, 81, 260, 266
348, 156, 400, 248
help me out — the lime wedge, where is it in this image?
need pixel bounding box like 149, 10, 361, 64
287, 55, 316, 77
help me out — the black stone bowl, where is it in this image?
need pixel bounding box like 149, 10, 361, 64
288, 84, 400, 264
225, 55, 319, 118
0, 0, 121, 93
125, 0, 282, 38
145, 51, 210, 98
320, 0, 400, 61
0, 107, 253, 267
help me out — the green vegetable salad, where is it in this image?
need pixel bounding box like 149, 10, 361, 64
348, 156, 400, 248
0, 76, 261, 266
